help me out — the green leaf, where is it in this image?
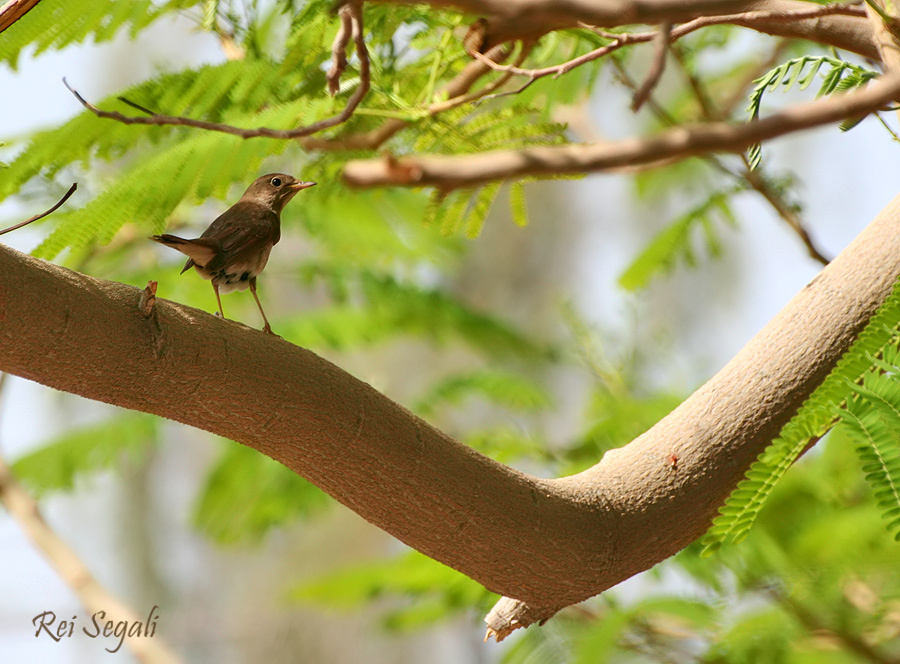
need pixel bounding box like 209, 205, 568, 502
193, 442, 330, 544
618, 189, 739, 291
745, 56, 877, 169
290, 550, 495, 629
509, 181, 529, 227
0, 0, 167, 69
12, 414, 157, 495
413, 370, 552, 417
464, 182, 501, 239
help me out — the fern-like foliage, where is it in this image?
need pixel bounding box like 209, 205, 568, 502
289, 266, 552, 360
746, 56, 878, 169
702, 278, 900, 554
290, 550, 496, 629
2, 1, 573, 257
12, 414, 157, 496
618, 188, 740, 291
836, 345, 900, 540
413, 369, 552, 417
193, 442, 330, 544
0, 0, 187, 69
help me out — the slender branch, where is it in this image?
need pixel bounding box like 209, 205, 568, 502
302, 43, 527, 151
631, 22, 672, 112
0, 0, 42, 33
743, 165, 831, 264
342, 72, 900, 189
369, 0, 876, 59
468, 3, 866, 83
327, 4, 355, 96
0, 453, 182, 663
865, 0, 900, 124
663, 45, 831, 264
63, 3, 369, 140
0, 183, 77, 237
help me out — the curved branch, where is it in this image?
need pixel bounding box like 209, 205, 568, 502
374, 0, 878, 59
467, 3, 867, 82
1, 192, 900, 637
342, 73, 900, 189
0, 182, 77, 236
734, 0, 878, 58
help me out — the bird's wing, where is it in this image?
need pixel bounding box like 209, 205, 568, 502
202, 203, 280, 270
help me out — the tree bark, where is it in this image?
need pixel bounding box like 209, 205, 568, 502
0, 0, 43, 34
1, 192, 899, 634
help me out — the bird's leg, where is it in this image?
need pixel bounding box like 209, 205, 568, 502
249, 277, 274, 334
212, 283, 226, 320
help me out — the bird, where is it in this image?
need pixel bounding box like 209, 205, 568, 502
150, 173, 316, 334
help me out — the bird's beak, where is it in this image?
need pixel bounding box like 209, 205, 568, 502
290, 181, 317, 191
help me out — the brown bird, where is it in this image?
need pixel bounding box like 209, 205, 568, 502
150, 173, 316, 334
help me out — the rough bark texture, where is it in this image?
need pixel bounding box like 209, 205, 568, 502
1, 194, 899, 630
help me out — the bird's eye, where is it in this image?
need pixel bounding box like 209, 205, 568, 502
271, 177, 282, 187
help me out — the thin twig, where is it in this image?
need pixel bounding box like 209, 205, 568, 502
631, 22, 672, 112
468, 3, 865, 84
0, 183, 77, 237
117, 96, 157, 116
744, 165, 831, 263
620, 51, 832, 264
667, 46, 831, 263
302, 43, 521, 151
63, 3, 370, 140
327, 4, 355, 96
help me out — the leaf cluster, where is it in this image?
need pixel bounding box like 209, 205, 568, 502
703, 277, 900, 553
746, 56, 878, 169
619, 187, 741, 291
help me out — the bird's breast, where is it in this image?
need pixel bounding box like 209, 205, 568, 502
207, 245, 273, 293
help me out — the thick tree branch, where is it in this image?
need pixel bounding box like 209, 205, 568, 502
376, 0, 753, 48
1, 192, 900, 637
342, 72, 900, 188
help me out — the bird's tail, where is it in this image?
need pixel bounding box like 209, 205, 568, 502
149, 234, 218, 272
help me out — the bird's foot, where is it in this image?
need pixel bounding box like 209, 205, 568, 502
262, 323, 280, 337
